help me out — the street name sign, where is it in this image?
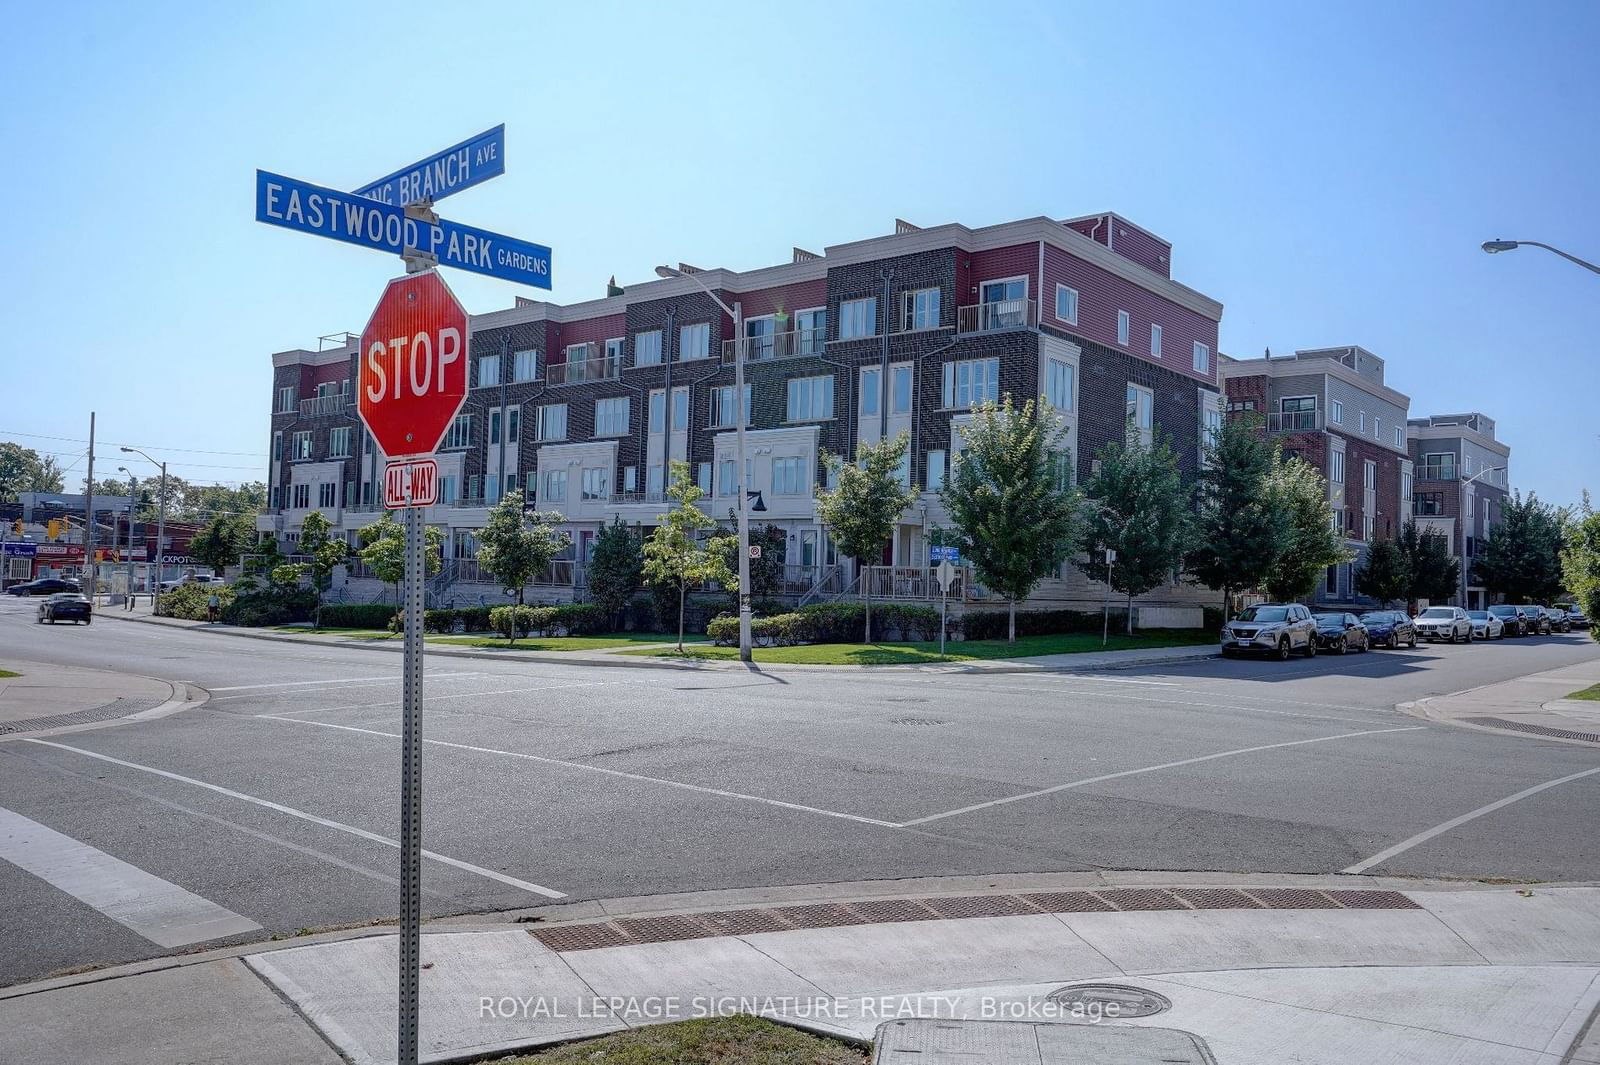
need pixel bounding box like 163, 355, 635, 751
385, 459, 438, 509
357, 271, 471, 458
355, 125, 505, 207
931, 545, 961, 563
256, 170, 552, 288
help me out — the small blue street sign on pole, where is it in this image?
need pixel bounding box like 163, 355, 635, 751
255, 170, 552, 289
931, 545, 961, 563
354, 125, 506, 207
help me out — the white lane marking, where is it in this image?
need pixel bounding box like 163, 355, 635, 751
0, 804, 261, 947
210, 671, 486, 692
255, 681, 611, 718
899, 726, 1426, 827
258, 714, 903, 829
919, 681, 1384, 723
22, 739, 566, 898
1341, 764, 1600, 874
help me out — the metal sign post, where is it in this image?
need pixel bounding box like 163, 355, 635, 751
934, 555, 957, 658
1102, 547, 1118, 647
398, 502, 425, 1065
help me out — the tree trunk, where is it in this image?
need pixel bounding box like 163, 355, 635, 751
1008, 598, 1017, 643
1126, 590, 1135, 636
677, 582, 686, 652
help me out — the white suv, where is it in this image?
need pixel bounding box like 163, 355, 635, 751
1221, 603, 1319, 660
1414, 606, 1473, 643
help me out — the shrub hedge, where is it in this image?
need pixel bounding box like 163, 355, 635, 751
157, 582, 234, 621
316, 603, 397, 630
487, 603, 611, 640
421, 606, 495, 634
958, 608, 1126, 640
706, 601, 943, 646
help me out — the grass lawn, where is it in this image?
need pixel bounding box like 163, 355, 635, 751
1566, 683, 1600, 701
270, 626, 704, 651
0, 669, 19, 678
624, 629, 1217, 665
501, 1015, 866, 1064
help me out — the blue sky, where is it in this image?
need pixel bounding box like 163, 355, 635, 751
2, 0, 1596, 504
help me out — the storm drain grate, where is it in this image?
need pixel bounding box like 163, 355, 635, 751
1019, 891, 1117, 913
1463, 716, 1600, 743
1172, 887, 1264, 910
613, 914, 714, 944
1325, 889, 1422, 910
921, 894, 1038, 919
845, 898, 941, 923
0, 697, 166, 736
1097, 888, 1190, 911
889, 717, 948, 726
1245, 888, 1341, 909
773, 903, 866, 928
695, 909, 795, 935
529, 922, 634, 952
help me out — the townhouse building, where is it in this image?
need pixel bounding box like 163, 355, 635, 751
1407, 412, 1512, 609
1218, 346, 1413, 608
259, 211, 1225, 616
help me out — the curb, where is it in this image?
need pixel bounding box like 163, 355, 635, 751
96, 610, 1221, 675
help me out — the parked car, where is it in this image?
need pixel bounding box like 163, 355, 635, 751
1312, 612, 1368, 653
6, 577, 83, 597
36, 592, 91, 624
158, 574, 222, 591
1467, 609, 1504, 640
1561, 605, 1591, 629
1488, 605, 1526, 636
1414, 605, 1474, 643
1543, 606, 1572, 634
1517, 605, 1552, 635
1220, 603, 1319, 660
1360, 610, 1418, 649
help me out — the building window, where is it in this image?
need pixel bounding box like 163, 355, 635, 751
506, 407, 519, 444
861, 367, 880, 416
328, 427, 351, 458
795, 308, 826, 354
1414, 491, 1444, 516
1401, 469, 1413, 515
671, 387, 688, 430
272, 431, 283, 462
942, 358, 999, 409
647, 464, 663, 497
786, 375, 834, 421
534, 404, 567, 442
1045, 358, 1075, 413
1202, 405, 1223, 449
581, 468, 608, 501
773, 457, 806, 495
1050, 450, 1074, 491
1394, 426, 1404, 448
1150, 323, 1162, 359
1192, 342, 1210, 373
476, 353, 501, 388
1331, 400, 1343, 425
902, 287, 940, 332
623, 466, 637, 494
649, 390, 665, 433
512, 349, 538, 382
1326, 565, 1339, 596
594, 397, 629, 436
1227, 399, 1256, 413
709, 384, 751, 428
541, 469, 566, 503
1419, 453, 1456, 480
318, 482, 337, 508
1054, 284, 1078, 325
1374, 417, 1381, 440
696, 462, 711, 495
291, 431, 313, 460
744, 317, 775, 360
634, 330, 662, 366
718, 459, 737, 496
890, 365, 912, 414
1330, 449, 1346, 484
839, 297, 876, 340
678, 322, 710, 361
292, 483, 310, 509
436, 475, 456, 504
1125, 384, 1153, 447
1117, 310, 1130, 346
926, 450, 947, 490
489, 409, 502, 445
605, 338, 624, 367
443, 414, 472, 450
1358, 410, 1367, 433
276, 386, 295, 413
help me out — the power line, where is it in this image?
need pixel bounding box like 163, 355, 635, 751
0, 429, 266, 459
27, 446, 264, 472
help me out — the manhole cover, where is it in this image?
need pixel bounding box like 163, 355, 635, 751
890, 717, 948, 726
1047, 983, 1171, 1019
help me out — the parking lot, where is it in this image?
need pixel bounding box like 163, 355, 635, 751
1, 594, 1598, 985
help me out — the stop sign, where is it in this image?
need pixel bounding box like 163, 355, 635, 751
357, 271, 470, 458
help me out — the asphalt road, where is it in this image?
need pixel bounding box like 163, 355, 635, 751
1, 596, 1598, 986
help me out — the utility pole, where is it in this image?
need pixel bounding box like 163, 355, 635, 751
124, 471, 137, 600
497, 334, 509, 507
85, 412, 96, 598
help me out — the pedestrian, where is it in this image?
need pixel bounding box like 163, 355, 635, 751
207, 591, 220, 624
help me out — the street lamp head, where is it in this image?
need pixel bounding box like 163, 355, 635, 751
654, 265, 681, 279
1481, 240, 1520, 254
119, 446, 133, 453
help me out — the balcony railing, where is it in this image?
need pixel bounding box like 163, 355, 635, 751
721, 327, 827, 364
862, 564, 967, 600
1266, 409, 1323, 433
611, 490, 668, 506
957, 298, 1039, 335
299, 394, 348, 417
545, 352, 622, 386
450, 558, 579, 587
1417, 463, 1457, 482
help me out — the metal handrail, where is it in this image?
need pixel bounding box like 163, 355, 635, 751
957, 298, 1038, 334
298, 394, 349, 417
720, 326, 827, 363
1265, 410, 1322, 433
545, 351, 623, 386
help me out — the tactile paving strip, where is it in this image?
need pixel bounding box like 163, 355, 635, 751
525, 888, 1420, 951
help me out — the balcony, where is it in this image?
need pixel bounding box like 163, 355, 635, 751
957, 298, 1038, 335
1416, 463, 1457, 482
721, 327, 826, 364
545, 352, 622, 386
1266, 409, 1323, 433
611, 490, 668, 506
299, 394, 349, 417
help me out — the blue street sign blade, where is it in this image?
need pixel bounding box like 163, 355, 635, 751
930, 546, 961, 563
354, 125, 505, 206
255, 170, 551, 289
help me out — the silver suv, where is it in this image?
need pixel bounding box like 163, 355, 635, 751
1221, 603, 1318, 660
1415, 605, 1473, 643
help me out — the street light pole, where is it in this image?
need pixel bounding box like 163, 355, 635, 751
1458, 464, 1507, 609
1481, 239, 1600, 277
656, 266, 752, 663
121, 447, 168, 594
118, 468, 136, 601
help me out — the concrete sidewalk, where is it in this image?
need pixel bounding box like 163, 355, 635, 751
4, 876, 1598, 1064
0, 658, 194, 737
1404, 655, 1600, 746
98, 604, 1221, 675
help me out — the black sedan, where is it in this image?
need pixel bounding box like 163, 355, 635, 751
37, 593, 91, 624
1312, 612, 1369, 653
1488, 605, 1525, 636
1359, 610, 1417, 649
6, 577, 82, 597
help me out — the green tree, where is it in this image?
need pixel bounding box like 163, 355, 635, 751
0, 443, 65, 498
713, 522, 787, 609
1077, 434, 1190, 635
1354, 537, 1410, 606
476, 495, 571, 607
642, 462, 734, 651
298, 510, 348, 623
1473, 492, 1568, 604
188, 514, 253, 574
817, 432, 919, 641
358, 513, 443, 605
183, 481, 267, 524
1561, 495, 1600, 635
1397, 519, 1460, 607
942, 398, 1081, 643
1261, 453, 1351, 602
1189, 412, 1282, 620
588, 517, 644, 629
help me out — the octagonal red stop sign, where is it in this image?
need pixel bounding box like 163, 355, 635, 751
357, 270, 469, 458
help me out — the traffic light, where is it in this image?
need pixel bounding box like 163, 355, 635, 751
10, 520, 20, 536
47, 519, 60, 541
